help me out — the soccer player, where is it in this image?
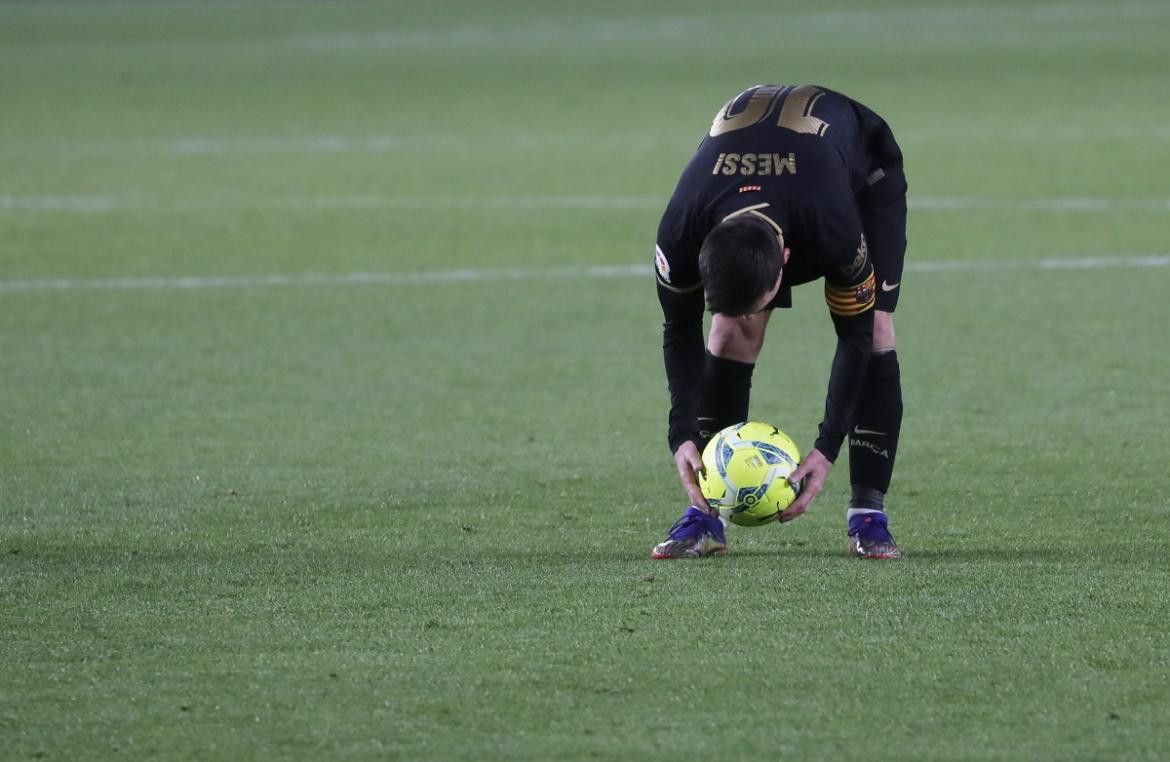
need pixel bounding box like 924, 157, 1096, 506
650, 84, 906, 560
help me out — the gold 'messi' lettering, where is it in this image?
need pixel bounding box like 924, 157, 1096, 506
711, 152, 797, 176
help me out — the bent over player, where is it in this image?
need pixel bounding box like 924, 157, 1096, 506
650, 84, 907, 559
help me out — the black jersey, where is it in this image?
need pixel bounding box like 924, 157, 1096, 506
656, 84, 900, 305
655, 85, 904, 459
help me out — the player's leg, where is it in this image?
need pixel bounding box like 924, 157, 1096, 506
848, 155, 906, 559
848, 309, 903, 557
698, 309, 772, 444
850, 310, 900, 495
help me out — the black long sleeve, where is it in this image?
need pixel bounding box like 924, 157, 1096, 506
657, 282, 706, 453
814, 308, 874, 461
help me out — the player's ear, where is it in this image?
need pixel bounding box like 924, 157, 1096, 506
782, 247, 791, 265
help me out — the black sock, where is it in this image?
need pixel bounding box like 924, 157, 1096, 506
696, 350, 755, 449
850, 486, 885, 512
849, 350, 902, 495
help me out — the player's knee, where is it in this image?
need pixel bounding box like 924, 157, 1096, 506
709, 312, 769, 362
873, 310, 896, 352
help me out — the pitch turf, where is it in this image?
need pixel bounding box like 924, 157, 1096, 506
2, 1, 1169, 759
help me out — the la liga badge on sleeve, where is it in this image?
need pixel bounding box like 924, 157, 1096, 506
654, 245, 672, 283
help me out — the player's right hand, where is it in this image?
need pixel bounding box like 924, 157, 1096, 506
779, 447, 832, 522
673, 441, 715, 516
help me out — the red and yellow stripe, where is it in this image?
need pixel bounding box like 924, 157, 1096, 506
824, 268, 876, 317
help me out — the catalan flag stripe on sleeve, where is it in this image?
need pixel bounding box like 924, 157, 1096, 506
824, 268, 876, 316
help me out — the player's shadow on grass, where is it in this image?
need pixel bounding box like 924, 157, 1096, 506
728, 545, 1149, 564
491, 547, 1134, 564
887, 547, 1106, 563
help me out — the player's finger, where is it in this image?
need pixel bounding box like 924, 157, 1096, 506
681, 450, 707, 490
779, 493, 812, 522
684, 475, 712, 511
677, 461, 712, 512
779, 491, 808, 522
684, 449, 705, 477
778, 505, 804, 523
780, 477, 819, 522
688, 486, 714, 514
686, 481, 715, 515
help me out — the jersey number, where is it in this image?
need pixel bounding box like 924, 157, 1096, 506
708, 85, 830, 138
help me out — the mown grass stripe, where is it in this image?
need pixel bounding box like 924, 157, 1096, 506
2, 255, 1167, 293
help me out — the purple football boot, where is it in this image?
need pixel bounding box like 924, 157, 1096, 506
848, 511, 902, 559
651, 506, 727, 559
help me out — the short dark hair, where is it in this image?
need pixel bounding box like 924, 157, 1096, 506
698, 215, 783, 315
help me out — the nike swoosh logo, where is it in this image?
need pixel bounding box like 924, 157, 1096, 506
881, 280, 899, 292
854, 427, 886, 436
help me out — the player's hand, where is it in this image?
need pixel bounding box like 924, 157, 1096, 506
673, 441, 715, 516
779, 448, 832, 522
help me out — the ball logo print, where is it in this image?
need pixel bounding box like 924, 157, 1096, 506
698, 421, 802, 526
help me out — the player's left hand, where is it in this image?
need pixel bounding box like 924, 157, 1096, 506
779, 448, 832, 522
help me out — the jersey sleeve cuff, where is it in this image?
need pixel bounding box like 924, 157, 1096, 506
656, 272, 702, 294
813, 433, 842, 463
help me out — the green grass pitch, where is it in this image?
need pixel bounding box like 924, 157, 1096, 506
2, 1, 1169, 759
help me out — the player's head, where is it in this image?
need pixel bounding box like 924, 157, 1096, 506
698, 215, 786, 316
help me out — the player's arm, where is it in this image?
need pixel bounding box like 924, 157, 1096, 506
655, 233, 716, 511
658, 281, 705, 453
657, 279, 709, 508
659, 283, 711, 515
782, 250, 876, 521
654, 212, 707, 454
814, 268, 876, 461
